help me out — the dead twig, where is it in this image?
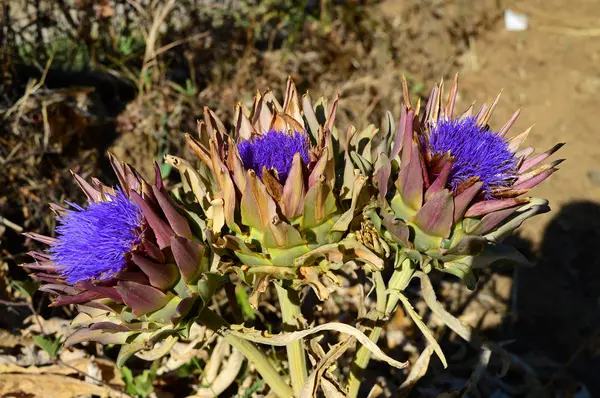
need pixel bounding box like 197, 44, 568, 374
137, 0, 177, 93
0, 299, 29, 307
0, 216, 23, 233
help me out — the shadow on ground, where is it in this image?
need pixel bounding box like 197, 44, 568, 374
399, 201, 600, 397
505, 201, 600, 396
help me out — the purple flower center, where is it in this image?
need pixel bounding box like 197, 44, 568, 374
427, 116, 518, 194
237, 130, 310, 183
50, 188, 143, 284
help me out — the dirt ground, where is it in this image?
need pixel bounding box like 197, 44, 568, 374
457, 0, 600, 244
407, 0, 600, 393
382, 0, 600, 394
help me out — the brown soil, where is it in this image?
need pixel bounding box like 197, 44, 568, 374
456, 1, 600, 245
456, 1, 600, 390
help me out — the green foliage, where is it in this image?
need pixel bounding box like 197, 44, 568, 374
16, 36, 89, 70
32, 334, 62, 358
171, 79, 197, 97
117, 33, 146, 57
197, 0, 336, 48
411, 81, 425, 95
122, 361, 159, 398
175, 356, 204, 378
51, 38, 90, 70
238, 379, 264, 398
10, 280, 39, 301
235, 285, 256, 321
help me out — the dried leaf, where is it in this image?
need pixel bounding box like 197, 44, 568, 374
0, 374, 123, 397
397, 345, 435, 397
300, 337, 355, 398
388, 290, 447, 368
227, 322, 407, 369
193, 346, 244, 397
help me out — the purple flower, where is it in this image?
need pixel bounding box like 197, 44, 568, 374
427, 116, 518, 195
50, 188, 143, 284
237, 130, 310, 183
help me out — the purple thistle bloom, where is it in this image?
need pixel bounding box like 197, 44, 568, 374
237, 129, 310, 183
427, 116, 518, 195
50, 189, 143, 284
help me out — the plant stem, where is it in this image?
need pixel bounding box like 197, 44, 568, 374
347, 258, 414, 398
198, 308, 293, 398
275, 283, 308, 397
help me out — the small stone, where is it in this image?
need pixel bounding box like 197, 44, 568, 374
586, 169, 600, 186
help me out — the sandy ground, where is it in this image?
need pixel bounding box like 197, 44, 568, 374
444, 0, 600, 392
381, 0, 600, 393
456, 0, 600, 246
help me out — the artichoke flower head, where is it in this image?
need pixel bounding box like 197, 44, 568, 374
179, 78, 382, 301
25, 155, 220, 366
363, 76, 563, 287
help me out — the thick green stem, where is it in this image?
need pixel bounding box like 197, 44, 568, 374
347, 259, 414, 397
198, 308, 293, 398
275, 283, 308, 397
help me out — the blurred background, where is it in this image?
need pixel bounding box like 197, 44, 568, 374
0, 0, 599, 396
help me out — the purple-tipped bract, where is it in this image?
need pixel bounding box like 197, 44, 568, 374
238, 129, 310, 183
50, 189, 143, 284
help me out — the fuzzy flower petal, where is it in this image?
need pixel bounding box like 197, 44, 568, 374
427, 116, 518, 194
50, 189, 143, 283
237, 130, 310, 183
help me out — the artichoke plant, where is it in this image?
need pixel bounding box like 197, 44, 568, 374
21, 75, 564, 398
24, 155, 223, 365
347, 76, 563, 396
25, 154, 295, 396
171, 77, 387, 394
